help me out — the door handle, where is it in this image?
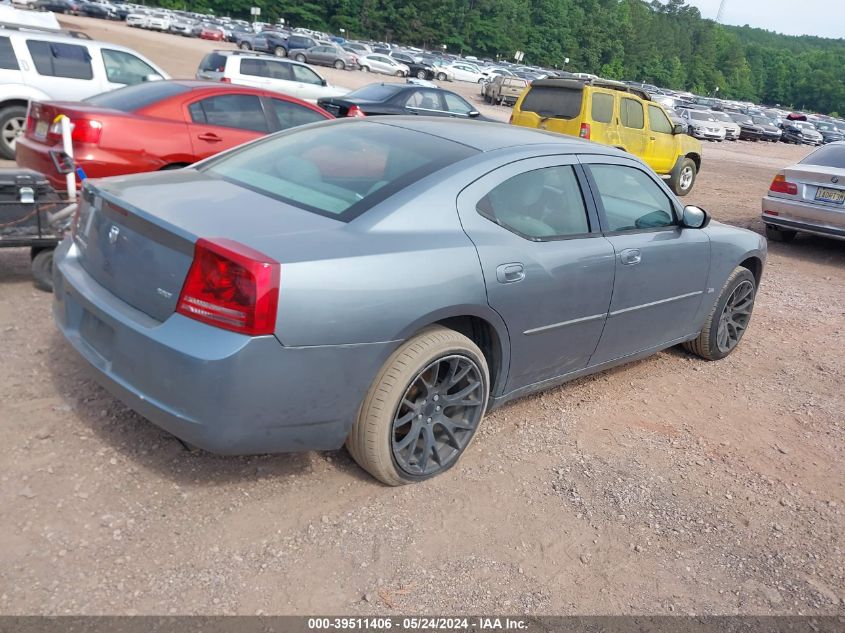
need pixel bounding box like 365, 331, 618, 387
649, 136, 656, 141
197, 133, 222, 142
620, 248, 641, 265
496, 262, 525, 284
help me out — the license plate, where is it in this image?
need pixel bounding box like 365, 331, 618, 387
815, 186, 845, 205
35, 120, 48, 140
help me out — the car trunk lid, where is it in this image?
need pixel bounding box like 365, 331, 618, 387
783, 164, 845, 207
74, 169, 342, 323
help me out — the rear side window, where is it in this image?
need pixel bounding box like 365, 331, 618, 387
188, 94, 268, 132
199, 52, 227, 72
270, 99, 327, 130
591, 92, 613, 123
800, 144, 845, 169
26, 40, 92, 80
648, 105, 673, 134
0, 36, 19, 70
85, 81, 189, 111
477, 166, 590, 239
520, 86, 582, 120
620, 98, 644, 129
239, 58, 267, 77
202, 121, 477, 221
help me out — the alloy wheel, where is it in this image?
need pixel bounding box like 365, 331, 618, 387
679, 165, 694, 191
391, 355, 484, 477
2, 116, 23, 153
717, 280, 755, 353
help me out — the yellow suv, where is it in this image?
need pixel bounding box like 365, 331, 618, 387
511, 78, 702, 196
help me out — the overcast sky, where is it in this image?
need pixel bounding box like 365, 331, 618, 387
682, 0, 843, 39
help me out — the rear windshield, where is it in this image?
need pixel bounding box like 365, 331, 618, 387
344, 84, 403, 101
520, 85, 583, 119
201, 121, 478, 221
199, 52, 227, 72
800, 144, 845, 169
84, 81, 190, 111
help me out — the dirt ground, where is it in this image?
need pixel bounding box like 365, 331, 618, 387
0, 16, 843, 617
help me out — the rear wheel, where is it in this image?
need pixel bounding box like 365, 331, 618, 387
669, 157, 697, 197
346, 326, 489, 486
361, 65, 370, 73
436, 72, 446, 81
416, 69, 426, 79
294, 53, 306, 62
334, 60, 345, 70
395, 70, 404, 77
684, 267, 756, 361
274, 46, 287, 57
239, 41, 251, 50
0, 105, 26, 160
31, 248, 54, 293
765, 224, 797, 242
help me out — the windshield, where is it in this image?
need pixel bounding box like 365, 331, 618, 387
752, 117, 772, 126
201, 121, 477, 221
711, 112, 734, 123
733, 115, 752, 124
689, 112, 715, 121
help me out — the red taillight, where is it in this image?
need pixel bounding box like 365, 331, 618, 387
769, 174, 797, 195
71, 119, 103, 144
346, 105, 366, 118
579, 122, 591, 139
763, 209, 779, 216
177, 238, 280, 336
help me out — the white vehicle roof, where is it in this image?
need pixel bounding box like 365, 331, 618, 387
0, 4, 60, 31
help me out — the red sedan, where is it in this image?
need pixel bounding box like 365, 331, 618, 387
16, 81, 333, 191
200, 26, 225, 41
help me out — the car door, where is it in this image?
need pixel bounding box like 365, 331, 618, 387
19, 38, 97, 100
644, 103, 676, 174
456, 156, 616, 392
581, 157, 710, 365
235, 57, 271, 90
618, 96, 647, 158
185, 92, 270, 161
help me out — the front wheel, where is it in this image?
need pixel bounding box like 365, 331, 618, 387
346, 326, 490, 486
334, 60, 345, 70
361, 65, 370, 73
436, 72, 446, 81
294, 53, 306, 62
239, 42, 251, 50
0, 105, 27, 160
274, 47, 287, 57
416, 69, 426, 79
668, 157, 697, 197
395, 70, 404, 77
684, 267, 756, 361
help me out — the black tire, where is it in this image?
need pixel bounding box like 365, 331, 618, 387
239, 42, 251, 50
361, 65, 370, 73
684, 267, 756, 361
275, 47, 287, 58
346, 326, 490, 486
334, 60, 345, 70
31, 248, 54, 293
0, 105, 27, 160
436, 72, 446, 81
668, 157, 697, 197
294, 53, 306, 62
765, 224, 797, 242
416, 70, 426, 79
395, 70, 404, 77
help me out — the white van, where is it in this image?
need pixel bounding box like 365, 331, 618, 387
0, 28, 169, 158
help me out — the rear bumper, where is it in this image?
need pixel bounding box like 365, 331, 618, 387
762, 195, 845, 240
53, 239, 395, 454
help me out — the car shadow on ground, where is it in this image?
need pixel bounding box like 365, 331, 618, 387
46, 330, 373, 487
766, 233, 845, 268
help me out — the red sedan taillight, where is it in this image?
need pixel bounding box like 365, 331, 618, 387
346, 105, 366, 118
769, 174, 797, 195
48, 118, 103, 144
177, 238, 280, 336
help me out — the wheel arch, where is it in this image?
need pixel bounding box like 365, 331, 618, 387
394, 306, 511, 401
739, 255, 763, 287
686, 152, 701, 172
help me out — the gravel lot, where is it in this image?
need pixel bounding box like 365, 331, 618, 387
0, 16, 843, 617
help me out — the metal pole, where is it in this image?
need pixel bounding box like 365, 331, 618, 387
59, 115, 76, 202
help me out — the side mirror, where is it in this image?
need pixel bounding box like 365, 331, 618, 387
321, 79, 328, 87
672, 123, 685, 135
144, 74, 163, 82
682, 205, 710, 229
468, 110, 480, 118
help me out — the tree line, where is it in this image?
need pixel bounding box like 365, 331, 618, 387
168, 0, 844, 115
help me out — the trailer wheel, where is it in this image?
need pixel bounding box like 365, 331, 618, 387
31, 248, 54, 293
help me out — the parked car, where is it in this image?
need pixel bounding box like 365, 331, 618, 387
199, 25, 224, 41
75, 1, 117, 19
168, 17, 196, 36
511, 78, 702, 195
814, 121, 845, 144
15, 81, 332, 191
125, 11, 149, 27
762, 141, 845, 242
292, 45, 358, 70
678, 109, 726, 142
781, 120, 823, 145
483, 76, 527, 106
749, 116, 781, 142
343, 41, 371, 55
0, 28, 168, 159
32, 0, 76, 12
445, 61, 485, 83
52, 118, 766, 485
708, 110, 741, 140
357, 54, 409, 77
196, 51, 349, 103
145, 12, 171, 31
730, 114, 766, 141
318, 83, 487, 120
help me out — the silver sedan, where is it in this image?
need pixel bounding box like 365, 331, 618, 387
762, 141, 845, 241
53, 118, 766, 485
356, 53, 409, 77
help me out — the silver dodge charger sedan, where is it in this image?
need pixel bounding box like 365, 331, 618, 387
54, 118, 767, 485
762, 141, 845, 242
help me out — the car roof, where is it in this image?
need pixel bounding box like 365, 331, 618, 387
0, 26, 144, 56
369, 117, 619, 154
